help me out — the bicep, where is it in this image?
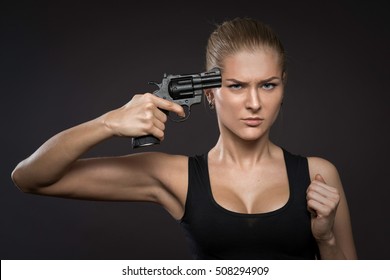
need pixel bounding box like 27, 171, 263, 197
32, 153, 164, 202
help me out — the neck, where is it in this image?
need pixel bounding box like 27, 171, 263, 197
210, 132, 275, 168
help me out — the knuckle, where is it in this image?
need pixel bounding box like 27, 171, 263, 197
142, 93, 156, 103
143, 122, 154, 134
143, 110, 154, 121
155, 117, 165, 129
307, 200, 315, 209
153, 128, 164, 139
133, 93, 143, 99
161, 113, 168, 123
144, 102, 155, 111
144, 121, 154, 131
143, 92, 154, 99
323, 208, 332, 216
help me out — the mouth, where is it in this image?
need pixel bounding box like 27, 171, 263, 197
241, 117, 264, 127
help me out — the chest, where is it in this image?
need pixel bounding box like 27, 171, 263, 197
179, 152, 316, 259
208, 162, 290, 214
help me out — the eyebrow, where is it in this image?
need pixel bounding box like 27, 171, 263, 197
225, 76, 281, 83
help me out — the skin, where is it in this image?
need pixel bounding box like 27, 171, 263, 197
11, 48, 357, 260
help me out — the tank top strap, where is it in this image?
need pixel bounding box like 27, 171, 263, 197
282, 148, 311, 205
181, 154, 209, 221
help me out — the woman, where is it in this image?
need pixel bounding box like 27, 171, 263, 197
11, 17, 357, 259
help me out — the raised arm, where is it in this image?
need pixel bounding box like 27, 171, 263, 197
307, 157, 357, 259
11, 93, 187, 217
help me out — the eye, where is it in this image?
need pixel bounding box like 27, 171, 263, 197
228, 84, 242, 90
262, 83, 277, 90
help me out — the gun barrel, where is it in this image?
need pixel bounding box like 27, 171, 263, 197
168, 68, 221, 99
193, 75, 221, 90
133, 68, 221, 148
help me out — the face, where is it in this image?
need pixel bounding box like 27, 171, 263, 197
207, 48, 284, 142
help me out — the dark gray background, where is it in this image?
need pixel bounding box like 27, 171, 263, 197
1, 1, 389, 259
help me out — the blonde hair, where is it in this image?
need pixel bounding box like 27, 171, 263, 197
206, 17, 285, 73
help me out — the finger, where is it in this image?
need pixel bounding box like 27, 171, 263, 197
307, 205, 317, 217
153, 106, 168, 123
142, 116, 166, 140
307, 187, 340, 217
315, 174, 326, 183
312, 174, 340, 194
307, 199, 334, 217
307, 186, 340, 209
152, 117, 166, 132
307, 189, 339, 206
149, 124, 165, 140
308, 183, 340, 198
152, 96, 186, 117
312, 174, 338, 193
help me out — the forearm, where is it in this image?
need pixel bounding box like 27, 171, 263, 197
11, 93, 184, 192
316, 235, 347, 260
12, 114, 113, 190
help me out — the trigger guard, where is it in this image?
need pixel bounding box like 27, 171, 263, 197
169, 106, 190, 122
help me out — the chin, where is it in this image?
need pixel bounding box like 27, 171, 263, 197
238, 132, 266, 142
242, 128, 273, 142
223, 126, 269, 142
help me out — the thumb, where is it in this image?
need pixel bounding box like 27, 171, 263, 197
315, 174, 326, 183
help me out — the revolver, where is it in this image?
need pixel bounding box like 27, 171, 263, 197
132, 67, 221, 148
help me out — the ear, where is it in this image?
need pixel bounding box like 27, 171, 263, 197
204, 88, 215, 102
281, 72, 286, 105
282, 71, 287, 85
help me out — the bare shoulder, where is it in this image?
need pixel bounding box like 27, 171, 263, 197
307, 156, 342, 187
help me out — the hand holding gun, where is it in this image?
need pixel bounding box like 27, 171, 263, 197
132, 67, 221, 148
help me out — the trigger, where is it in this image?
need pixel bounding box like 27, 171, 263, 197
169, 106, 190, 122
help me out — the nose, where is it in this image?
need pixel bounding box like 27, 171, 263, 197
245, 87, 261, 111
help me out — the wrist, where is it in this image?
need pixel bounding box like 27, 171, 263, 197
99, 111, 119, 137
315, 233, 347, 259
316, 233, 336, 247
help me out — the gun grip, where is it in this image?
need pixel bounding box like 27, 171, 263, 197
132, 135, 160, 148
131, 108, 169, 149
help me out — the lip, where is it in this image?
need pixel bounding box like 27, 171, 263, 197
241, 117, 264, 126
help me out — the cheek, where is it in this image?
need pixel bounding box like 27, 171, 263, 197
214, 99, 239, 126
267, 100, 283, 122
215, 96, 243, 120
267, 88, 284, 106
271, 105, 281, 120
215, 88, 244, 107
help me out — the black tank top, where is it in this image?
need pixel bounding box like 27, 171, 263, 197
179, 148, 319, 259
